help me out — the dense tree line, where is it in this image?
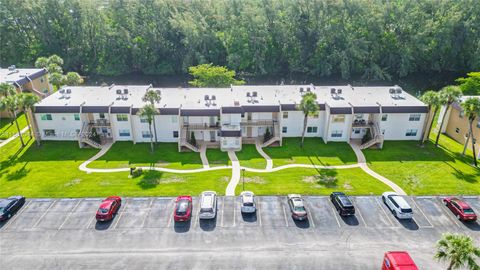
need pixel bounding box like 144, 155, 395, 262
1, 0, 479, 80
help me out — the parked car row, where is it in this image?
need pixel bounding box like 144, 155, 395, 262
0, 194, 476, 225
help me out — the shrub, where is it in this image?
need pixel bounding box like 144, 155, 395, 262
264, 127, 272, 143
190, 131, 197, 146
89, 127, 101, 144
361, 128, 372, 144
130, 167, 143, 178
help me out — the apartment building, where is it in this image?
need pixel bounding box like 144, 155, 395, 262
439, 96, 480, 159
32, 84, 429, 152
0, 65, 52, 97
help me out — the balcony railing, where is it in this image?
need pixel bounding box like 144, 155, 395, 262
89, 119, 111, 127
240, 120, 276, 126
182, 123, 220, 130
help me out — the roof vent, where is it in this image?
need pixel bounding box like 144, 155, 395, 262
330, 88, 336, 94
8, 65, 16, 71
252, 91, 257, 97
299, 87, 304, 92
116, 89, 122, 95
211, 95, 216, 101
337, 89, 342, 94
123, 89, 128, 95
204, 95, 210, 101
306, 87, 311, 92
211, 95, 216, 106
59, 89, 65, 94
66, 89, 71, 94
389, 88, 395, 94
156, 90, 161, 96
246, 92, 251, 97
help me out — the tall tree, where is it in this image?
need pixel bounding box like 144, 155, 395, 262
436, 86, 463, 146
142, 90, 161, 143
64, 72, 84, 86
1, 94, 25, 147
138, 104, 158, 152
461, 98, 480, 167
188, 64, 245, 87
0, 83, 16, 97
18, 93, 40, 139
297, 92, 319, 147
435, 233, 480, 270
456, 72, 480, 95
420, 91, 441, 144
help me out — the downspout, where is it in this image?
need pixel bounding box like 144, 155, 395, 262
347, 102, 354, 142
129, 105, 136, 144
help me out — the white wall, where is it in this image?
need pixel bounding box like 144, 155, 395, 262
111, 113, 133, 141
35, 113, 82, 141
155, 115, 179, 142
325, 114, 353, 142
380, 113, 426, 140
280, 111, 325, 137
221, 137, 241, 150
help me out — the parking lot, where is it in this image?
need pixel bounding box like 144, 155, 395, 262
1, 195, 479, 269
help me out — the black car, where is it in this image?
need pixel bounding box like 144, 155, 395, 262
330, 192, 355, 216
0, 196, 25, 221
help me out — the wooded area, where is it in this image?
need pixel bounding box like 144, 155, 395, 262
1, 0, 479, 80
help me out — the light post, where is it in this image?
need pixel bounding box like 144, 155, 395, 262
242, 168, 246, 191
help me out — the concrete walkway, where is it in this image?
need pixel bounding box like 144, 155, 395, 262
0, 127, 29, 148
225, 151, 241, 196
242, 163, 360, 173
199, 143, 210, 169
349, 141, 407, 195
255, 139, 273, 170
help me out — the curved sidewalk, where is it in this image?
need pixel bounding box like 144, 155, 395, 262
255, 140, 273, 170
0, 127, 29, 148
225, 151, 241, 196
349, 142, 407, 195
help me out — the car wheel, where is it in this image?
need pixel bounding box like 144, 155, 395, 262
391, 209, 396, 217
443, 200, 448, 206
382, 196, 386, 203
7, 214, 11, 219
456, 214, 461, 220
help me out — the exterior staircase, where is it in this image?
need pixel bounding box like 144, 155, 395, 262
178, 127, 199, 152
262, 122, 281, 147
359, 122, 384, 149
78, 122, 102, 149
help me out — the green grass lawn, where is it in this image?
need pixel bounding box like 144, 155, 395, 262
236, 144, 266, 169
0, 137, 230, 197
0, 113, 27, 139
89, 141, 203, 170
206, 149, 231, 167
235, 167, 390, 196
263, 137, 357, 167
363, 135, 480, 195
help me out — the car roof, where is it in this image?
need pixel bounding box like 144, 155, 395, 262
451, 198, 471, 209
337, 195, 353, 207
386, 252, 417, 267
0, 199, 12, 207
291, 198, 304, 207
177, 196, 192, 201
390, 195, 411, 209
201, 193, 215, 208
242, 193, 254, 203
99, 200, 114, 209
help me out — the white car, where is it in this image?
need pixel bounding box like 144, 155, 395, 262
199, 191, 217, 219
287, 194, 308, 221
240, 191, 256, 214
382, 192, 413, 219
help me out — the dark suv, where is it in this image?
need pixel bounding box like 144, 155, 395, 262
330, 192, 355, 216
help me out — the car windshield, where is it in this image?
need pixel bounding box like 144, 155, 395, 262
0, 207, 4, 213
401, 208, 412, 213
99, 208, 109, 214
243, 202, 254, 207
176, 201, 189, 215
200, 208, 213, 213
294, 206, 305, 212
464, 208, 475, 214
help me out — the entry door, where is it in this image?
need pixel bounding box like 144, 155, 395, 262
209, 131, 216, 142
247, 127, 252, 137
209, 116, 215, 127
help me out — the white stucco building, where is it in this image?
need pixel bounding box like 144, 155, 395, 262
32, 84, 428, 152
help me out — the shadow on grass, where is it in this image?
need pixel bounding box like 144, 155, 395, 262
6, 162, 30, 181
364, 141, 457, 163
137, 170, 164, 189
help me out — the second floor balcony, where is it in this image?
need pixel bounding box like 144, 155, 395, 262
240, 119, 276, 126
182, 122, 220, 130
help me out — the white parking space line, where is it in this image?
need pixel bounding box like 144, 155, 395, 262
257, 197, 262, 227
437, 198, 461, 228
220, 196, 225, 227
329, 204, 341, 228
375, 197, 395, 227
140, 198, 154, 228
282, 204, 289, 227
112, 200, 128, 229
86, 215, 95, 229
58, 199, 82, 230
32, 200, 56, 228
2, 200, 32, 231
411, 198, 434, 228
233, 198, 236, 227
355, 205, 367, 227
307, 209, 315, 228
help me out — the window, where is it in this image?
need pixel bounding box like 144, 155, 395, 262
353, 128, 361, 134
116, 114, 128, 121
455, 128, 460, 134
282, 127, 287, 133
119, 129, 130, 137
40, 78, 44, 83
405, 129, 418, 137
332, 115, 345, 123
171, 116, 178, 123
381, 114, 388, 121
354, 114, 363, 120
140, 116, 148, 123
331, 130, 342, 138
41, 114, 52, 121
409, 113, 421, 121
282, 112, 288, 119
307, 126, 318, 133
173, 131, 179, 138
99, 113, 106, 119
74, 114, 80, 121
43, 129, 55, 137
459, 111, 464, 118
142, 131, 152, 138
310, 112, 319, 118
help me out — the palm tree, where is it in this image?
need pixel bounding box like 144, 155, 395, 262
461, 98, 480, 167
435, 233, 480, 270
1, 94, 25, 147
0, 83, 16, 97
138, 104, 158, 152
435, 86, 463, 146
18, 93, 40, 139
420, 90, 441, 144
297, 92, 319, 147
142, 90, 161, 143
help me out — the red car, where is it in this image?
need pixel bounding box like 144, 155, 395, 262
174, 196, 192, 222
382, 251, 418, 270
96, 196, 122, 222
443, 197, 477, 222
